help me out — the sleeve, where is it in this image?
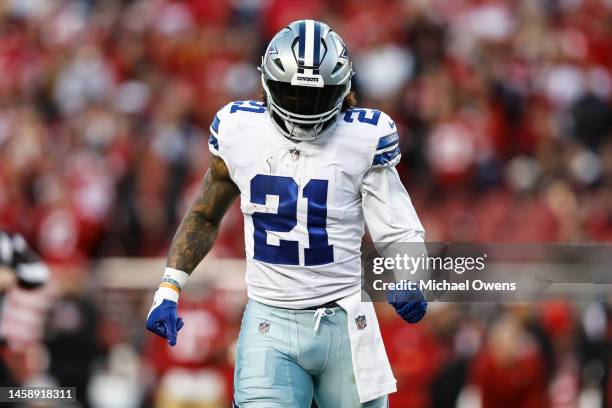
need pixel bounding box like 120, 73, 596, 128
371, 117, 401, 168
208, 109, 223, 157
361, 166, 424, 243
363, 112, 420, 240
361, 167, 429, 284
208, 101, 238, 160
363, 115, 427, 284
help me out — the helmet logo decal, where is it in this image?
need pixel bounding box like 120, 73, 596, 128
268, 43, 278, 56
290, 73, 324, 88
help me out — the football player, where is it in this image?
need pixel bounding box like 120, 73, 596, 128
147, 20, 427, 407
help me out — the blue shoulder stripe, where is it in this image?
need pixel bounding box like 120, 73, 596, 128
373, 145, 400, 166
377, 133, 399, 151
208, 134, 219, 151
211, 115, 220, 134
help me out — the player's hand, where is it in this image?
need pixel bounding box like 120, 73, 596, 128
386, 288, 427, 323
146, 291, 184, 346
146, 268, 189, 346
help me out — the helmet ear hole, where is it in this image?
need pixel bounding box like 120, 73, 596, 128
273, 58, 285, 72
332, 61, 344, 75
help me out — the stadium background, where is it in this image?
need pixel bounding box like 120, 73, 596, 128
1, 0, 612, 406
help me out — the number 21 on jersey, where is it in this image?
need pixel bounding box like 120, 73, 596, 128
250, 175, 334, 266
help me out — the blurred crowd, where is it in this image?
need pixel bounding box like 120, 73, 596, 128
1, 0, 612, 407
2, 0, 612, 261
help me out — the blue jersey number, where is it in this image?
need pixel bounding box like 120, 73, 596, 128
250, 175, 334, 266
343, 109, 381, 125
230, 101, 266, 114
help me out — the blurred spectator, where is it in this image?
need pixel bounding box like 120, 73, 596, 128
45, 267, 102, 407
470, 313, 549, 408
1, 0, 612, 251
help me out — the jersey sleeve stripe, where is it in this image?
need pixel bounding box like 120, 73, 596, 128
376, 142, 399, 155
208, 134, 219, 151
210, 115, 220, 135
376, 133, 399, 150
372, 145, 401, 167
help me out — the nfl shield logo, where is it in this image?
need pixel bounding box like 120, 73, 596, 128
355, 315, 367, 330
258, 322, 270, 334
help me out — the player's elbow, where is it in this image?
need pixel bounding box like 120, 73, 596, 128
198, 212, 223, 231
373, 227, 425, 243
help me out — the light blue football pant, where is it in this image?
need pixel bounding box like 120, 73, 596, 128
233, 299, 389, 408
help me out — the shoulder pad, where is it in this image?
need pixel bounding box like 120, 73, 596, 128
340, 108, 400, 168
208, 100, 267, 157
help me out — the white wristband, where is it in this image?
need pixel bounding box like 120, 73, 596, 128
153, 286, 180, 304
149, 268, 189, 317
161, 267, 190, 292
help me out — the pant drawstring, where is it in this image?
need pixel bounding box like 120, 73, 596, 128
312, 307, 335, 333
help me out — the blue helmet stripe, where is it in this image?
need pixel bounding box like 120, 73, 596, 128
313, 21, 321, 74
376, 133, 399, 150
373, 146, 401, 166
297, 21, 306, 73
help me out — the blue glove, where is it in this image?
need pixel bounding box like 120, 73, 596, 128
146, 299, 184, 346
386, 288, 427, 323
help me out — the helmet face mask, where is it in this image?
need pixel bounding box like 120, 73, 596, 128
260, 20, 353, 142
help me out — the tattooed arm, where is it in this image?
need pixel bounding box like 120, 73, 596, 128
167, 155, 239, 273
147, 155, 239, 345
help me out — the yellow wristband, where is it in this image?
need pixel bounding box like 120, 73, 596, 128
159, 282, 180, 294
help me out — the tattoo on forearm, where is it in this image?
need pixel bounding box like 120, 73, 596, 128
167, 156, 239, 273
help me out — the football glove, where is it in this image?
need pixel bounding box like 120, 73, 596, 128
386, 288, 427, 323
147, 297, 184, 346
146, 268, 189, 346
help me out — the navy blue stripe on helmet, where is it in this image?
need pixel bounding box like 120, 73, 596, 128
210, 115, 220, 134
208, 134, 219, 151
376, 133, 399, 150
313, 21, 321, 74
297, 21, 306, 73
373, 145, 401, 166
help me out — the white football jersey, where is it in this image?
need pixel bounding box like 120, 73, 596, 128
209, 101, 424, 309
